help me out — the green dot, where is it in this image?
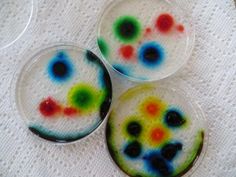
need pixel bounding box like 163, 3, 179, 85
67, 84, 100, 112
98, 38, 109, 57
113, 16, 141, 43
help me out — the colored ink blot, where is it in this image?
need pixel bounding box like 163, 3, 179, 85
138, 41, 165, 69
140, 96, 166, 119
47, 51, 74, 83
113, 16, 141, 43
161, 142, 183, 161
98, 38, 109, 57
119, 45, 134, 60
151, 127, 166, 143
145, 27, 152, 35
156, 14, 174, 33
124, 141, 142, 159
144, 152, 173, 176
164, 109, 186, 128
67, 83, 101, 113
127, 121, 142, 137
39, 97, 61, 117
63, 107, 78, 117
176, 24, 185, 32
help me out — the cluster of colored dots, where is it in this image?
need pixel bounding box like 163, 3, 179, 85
98, 13, 185, 73
107, 95, 200, 177
39, 83, 104, 119
39, 97, 79, 118
38, 50, 112, 120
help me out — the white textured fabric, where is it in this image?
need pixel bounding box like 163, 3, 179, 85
0, 0, 235, 177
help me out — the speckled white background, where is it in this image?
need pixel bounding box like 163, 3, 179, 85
0, 0, 235, 177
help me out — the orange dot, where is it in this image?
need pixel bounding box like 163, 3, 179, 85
151, 127, 166, 143
146, 103, 159, 116
176, 24, 185, 32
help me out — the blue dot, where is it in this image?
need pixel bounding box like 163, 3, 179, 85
164, 108, 186, 129
123, 141, 142, 160
47, 51, 74, 83
144, 151, 173, 176
161, 142, 183, 161
138, 41, 165, 68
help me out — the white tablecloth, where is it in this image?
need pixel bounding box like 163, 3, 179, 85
0, 0, 235, 176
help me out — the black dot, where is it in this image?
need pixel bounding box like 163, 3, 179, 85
165, 110, 186, 128
161, 143, 183, 161
149, 155, 172, 176
143, 47, 160, 62
127, 121, 142, 137
119, 20, 135, 38
52, 61, 68, 78
124, 141, 142, 158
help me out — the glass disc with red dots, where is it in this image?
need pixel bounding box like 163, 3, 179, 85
97, 0, 195, 81
15, 45, 112, 143
0, 0, 35, 50
106, 84, 207, 177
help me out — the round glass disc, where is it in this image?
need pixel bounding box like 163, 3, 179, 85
15, 45, 112, 143
98, 0, 195, 81
106, 84, 207, 177
0, 0, 34, 49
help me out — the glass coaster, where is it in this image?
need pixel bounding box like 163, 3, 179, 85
0, 0, 35, 49
106, 84, 207, 177
97, 0, 195, 81
14, 44, 112, 143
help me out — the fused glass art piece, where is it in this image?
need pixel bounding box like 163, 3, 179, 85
98, 0, 194, 81
106, 84, 207, 177
15, 45, 112, 143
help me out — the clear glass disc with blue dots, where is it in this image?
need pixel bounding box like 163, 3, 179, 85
0, 0, 34, 49
98, 0, 195, 81
15, 45, 112, 143
106, 84, 207, 177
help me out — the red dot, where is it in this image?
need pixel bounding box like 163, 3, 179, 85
64, 107, 78, 117
156, 14, 174, 33
39, 97, 61, 117
176, 24, 185, 32
119, 45, 134, 60
145, 27, 152, 35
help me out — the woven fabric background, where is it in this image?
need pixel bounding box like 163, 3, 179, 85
0, 0, 235, 176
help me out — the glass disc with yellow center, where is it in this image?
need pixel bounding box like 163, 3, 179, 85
106, 84, 207, 177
